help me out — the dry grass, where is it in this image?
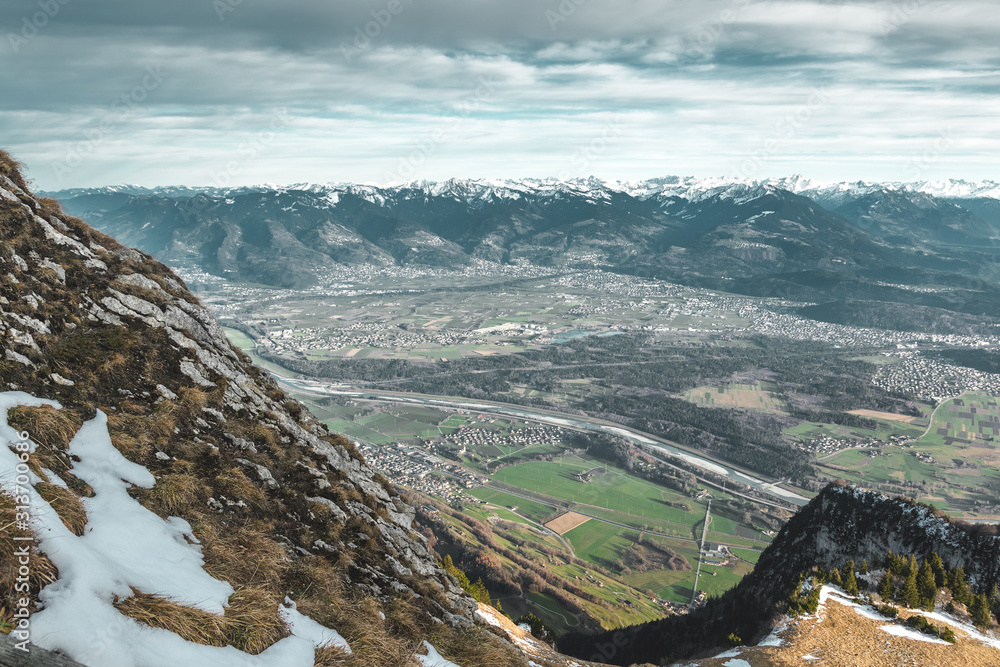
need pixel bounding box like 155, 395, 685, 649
0, 493, 58, 628
141, 474, 209, 516
198, 519, 289, 592
287, 557, 418, 667
114, 589, 227, 646
179, 387, 209, 411
106, 412, 157, 462
425, 625, 528, 667
0, 148, 28, 191
7, 405, 83, 475
225, 586, 289, 653
114, 587, 288, 655
34, 482, 88, 536
216, 468, 270, 510
314, 644, 352, 666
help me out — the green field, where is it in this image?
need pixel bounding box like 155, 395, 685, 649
491, 457, 709, 536
785, 417, 924, 442
465, 488, 557, 524
223, 327, 255, 351
564, 522, 638, 569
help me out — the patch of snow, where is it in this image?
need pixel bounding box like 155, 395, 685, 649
723, 660, 752, 667
713, 648, 743, 658
802, 655, 819, 661
417, 641, 461, 667
920, 611, 1000, 650
757, 622, 786, 646
825, 589, 888, 621
880, 624, 951, 645
279, 597, 352, 654
0, 392, 329, 667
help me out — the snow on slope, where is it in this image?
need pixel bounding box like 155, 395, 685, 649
0, 392, 351, 667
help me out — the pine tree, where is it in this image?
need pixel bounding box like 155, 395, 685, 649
970, 593, 992, 629
928, 553, 946, 588
829, 568, 842, 587
951, 566, 972, 607
885, 551, 906, 576
860, 559, 868, 575
907, 554, 918, 578
917, 560, 937, 610
842, 560, 859, 596
878, 572, 894, 601
899, 564, 919, 608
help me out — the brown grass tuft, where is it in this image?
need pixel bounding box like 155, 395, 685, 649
8, 405, 83, 474
313, 644, 351, 666
114, 589, 227, 646
286, 558, 418, 666
141, 474, 209, 517
115, 587, 290, 656
34, 482, 88, 536
216, 468, 269, 510
180, 387, 209, 410
0, 148, 28, 192
0, 493, 58, 629
425, 624, 528, 667
106, 412, 157, 462
198, 520, 289, 592
223, 587, 288, 653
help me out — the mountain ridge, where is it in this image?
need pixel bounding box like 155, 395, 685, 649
1, 149, 604, 666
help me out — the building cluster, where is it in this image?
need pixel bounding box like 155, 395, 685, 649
356, 442, 487, 500
443, 425, 568, 456
872, 352, 1000, 401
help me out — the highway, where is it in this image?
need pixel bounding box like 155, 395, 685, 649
274, 373, 810, 507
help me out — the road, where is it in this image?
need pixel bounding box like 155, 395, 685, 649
690, 500, 712, 606
275, 374, 810, 507
917, 391, 968, 441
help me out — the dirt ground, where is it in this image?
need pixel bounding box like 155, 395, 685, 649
689, 592, 1000, 666
545, 511, 591, 534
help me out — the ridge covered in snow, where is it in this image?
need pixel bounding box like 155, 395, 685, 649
43, 176, 1000, 206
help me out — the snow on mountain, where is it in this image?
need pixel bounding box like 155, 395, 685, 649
45, 176, 1000, 212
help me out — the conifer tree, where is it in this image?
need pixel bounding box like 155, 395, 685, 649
951, 566, 972, 607
971, 593, 992, 629
928, 553, 946, 588
918, 560, 937, 610
899, 563, 919, 608
842, 560, 859, 596
907, 554, 918, 578
860, 559, 868, 575
829, 568, 842, 587
885, 551, 905, 576
878, 572, 894, 601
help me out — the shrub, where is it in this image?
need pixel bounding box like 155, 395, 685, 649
875, 603, 898, 618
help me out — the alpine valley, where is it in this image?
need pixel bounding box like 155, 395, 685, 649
3, 150, 1000, 667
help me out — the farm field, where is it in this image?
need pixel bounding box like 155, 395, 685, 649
815, 393, 1000, 518
682, 382, 788, 412
545, 512, 592, 535
784, 417, 925, 442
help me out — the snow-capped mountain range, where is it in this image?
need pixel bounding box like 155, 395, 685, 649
45, 176, 1000, 203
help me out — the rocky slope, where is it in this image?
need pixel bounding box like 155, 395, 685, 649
0, 151, 606, 666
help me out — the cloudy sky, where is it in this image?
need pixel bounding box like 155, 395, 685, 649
2, 0, 998, 189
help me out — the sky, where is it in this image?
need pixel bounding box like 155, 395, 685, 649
1, 0, 998, 189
